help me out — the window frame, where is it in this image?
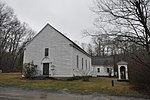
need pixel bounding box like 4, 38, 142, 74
77, 55, 79, 68
85, 60, 87, 69
82, 58, 84, 69
89, 61, 90, 70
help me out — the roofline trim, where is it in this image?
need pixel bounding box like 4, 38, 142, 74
70, 44, 91, 57
25, 24, 49, 47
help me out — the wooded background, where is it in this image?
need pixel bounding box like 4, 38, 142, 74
0, 2, 35, 72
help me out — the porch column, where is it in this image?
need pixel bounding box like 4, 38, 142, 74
125, 66, 128, 80
118, 65, 121, 80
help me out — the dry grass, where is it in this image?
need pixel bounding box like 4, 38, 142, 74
0, 73, 141, 96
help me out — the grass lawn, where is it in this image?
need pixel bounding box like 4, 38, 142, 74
0, 73, 142, 97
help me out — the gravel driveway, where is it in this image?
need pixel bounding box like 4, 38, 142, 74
0, 86, 149, 100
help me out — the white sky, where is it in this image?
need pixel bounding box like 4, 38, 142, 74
1, 0, 95, 44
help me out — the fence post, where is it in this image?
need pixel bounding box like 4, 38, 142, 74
112, 80, 114, 87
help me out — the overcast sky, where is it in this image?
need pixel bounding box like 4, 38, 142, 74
1, 0, 95, 44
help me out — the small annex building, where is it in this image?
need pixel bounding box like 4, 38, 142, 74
92, 56, 114, 77
23, 24, 92, 78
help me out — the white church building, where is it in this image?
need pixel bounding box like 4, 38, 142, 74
23, 24, 92, 78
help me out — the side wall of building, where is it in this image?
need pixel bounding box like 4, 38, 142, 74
72, 48, 92, 76
92, 65, 114, 76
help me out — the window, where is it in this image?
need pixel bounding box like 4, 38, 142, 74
77, 55, 79, 68
97, 68, 100, 73
107, 68, 109, 73
85, 60, 87, 69
89, 61, 90, 70
82, 58, 83, 69
45, 48, 49, 56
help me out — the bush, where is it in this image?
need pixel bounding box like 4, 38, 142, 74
82, 76, 90, 81
22, 63, 37, 79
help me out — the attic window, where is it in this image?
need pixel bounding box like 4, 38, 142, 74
45, 48, 49, 56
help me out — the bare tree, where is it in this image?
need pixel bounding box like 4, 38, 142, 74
0, 2, 35, 72
92, 0, 150, 65
87, 43, 93, 56
81, 42, 87, 51
82, 23, 119, 57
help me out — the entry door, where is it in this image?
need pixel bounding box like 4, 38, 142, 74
120, 66, 126, 79
43, 63, 49, 75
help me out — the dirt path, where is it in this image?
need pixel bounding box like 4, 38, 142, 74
0, 86, 149, 100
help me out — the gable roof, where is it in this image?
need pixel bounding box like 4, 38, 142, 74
92, 56, 114, 66
26, 23, 91, 57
